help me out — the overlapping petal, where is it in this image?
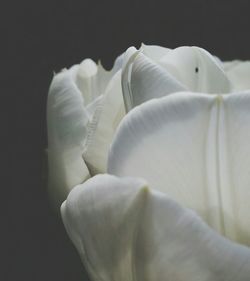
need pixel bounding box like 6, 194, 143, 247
122, 46, 232, 112
108, 91, 250, 244
61, 174, 250, 281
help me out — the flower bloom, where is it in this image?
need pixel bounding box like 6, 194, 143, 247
47, 44, 250, 280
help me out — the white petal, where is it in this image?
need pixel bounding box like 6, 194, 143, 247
82, 70, 125, 174
61, 174, 250, 281
122, 52, 186, 111
108, 92, 250, 244
225, 61, 250, 91
159, 46, 231, 93
47, 67, 90, 209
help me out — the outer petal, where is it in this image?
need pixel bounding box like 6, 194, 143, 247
108, 92, 250, 244
61, 174, 250, 281
47, 66, 90, 209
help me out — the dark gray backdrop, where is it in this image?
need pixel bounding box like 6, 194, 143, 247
4, 0, 250, 280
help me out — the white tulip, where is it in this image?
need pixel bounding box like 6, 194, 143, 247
48, 44, 245, 207
47, 44, 250, 279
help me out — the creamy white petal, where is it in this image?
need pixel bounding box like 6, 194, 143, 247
122, 52, 186, 111
82, 70, 125, 174
47, 67, 90, 209
61, 174, 250, 281
108, 92, 250, 244
159, 46, 231, 93
225, 61, 250, 91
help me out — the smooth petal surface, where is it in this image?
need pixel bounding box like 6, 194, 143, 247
61, 174, 250, 281
108, 92, 250, 244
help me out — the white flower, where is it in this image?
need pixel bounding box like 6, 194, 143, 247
47, 44, 250, 280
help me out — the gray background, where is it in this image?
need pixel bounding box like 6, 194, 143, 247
4, 0, 250, 280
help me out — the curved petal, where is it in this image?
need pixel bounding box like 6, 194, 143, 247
61, 174, 250, 281
122, 51, 186, 111
47, 67, 90, 209
108, 92, 250, 244
82, 70, 125, 174
158, 46, 231, 93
